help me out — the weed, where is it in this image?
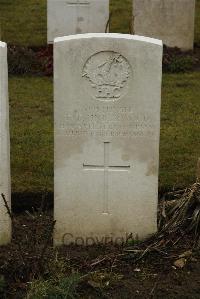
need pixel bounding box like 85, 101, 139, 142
165, 55, 195, 73
27, 274, 80, 299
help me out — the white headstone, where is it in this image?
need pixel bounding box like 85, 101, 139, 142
54, 33, 163, 246
133, 0, 196, 50
0, 41, 11, 245
47, 0, 109, 43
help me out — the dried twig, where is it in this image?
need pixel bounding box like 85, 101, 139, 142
1, 193, 13, 220
124, 182, 200, 260
90, 257, 107, 267
149, 279, 158, 297
105, 13, 112, 33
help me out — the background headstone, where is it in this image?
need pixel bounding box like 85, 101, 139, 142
133, 0, 196, 50
54, 33, 163, 246
0, 41, 11, 245
47, 0, 109, 43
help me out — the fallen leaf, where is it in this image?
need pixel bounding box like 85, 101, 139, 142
88, 280, 101, 289
174, 258, 186, 269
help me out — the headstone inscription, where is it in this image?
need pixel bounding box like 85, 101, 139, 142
133, 0, 196, 50
0, 41, 11, 245
54, 33, 163, 246
47, 0, 109, 43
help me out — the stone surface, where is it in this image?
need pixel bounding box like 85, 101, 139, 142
47, 0, 109, 43
133, 0, 196, 50
0, 41, 11, 245
54, 33, 163, 246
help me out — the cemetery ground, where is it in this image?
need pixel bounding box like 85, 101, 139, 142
0, 187, 200, 299
0, 0, 200, 298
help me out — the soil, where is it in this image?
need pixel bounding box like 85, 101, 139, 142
0, 212, 199, 299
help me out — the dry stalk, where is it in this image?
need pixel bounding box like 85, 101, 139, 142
125, 182, 200, 259
1, 193, 13, 220
105, 13, 112, 33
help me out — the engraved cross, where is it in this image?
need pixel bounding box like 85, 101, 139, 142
83, 142, 130, 214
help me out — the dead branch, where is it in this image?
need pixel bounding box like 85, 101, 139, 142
1, 193, 13, 220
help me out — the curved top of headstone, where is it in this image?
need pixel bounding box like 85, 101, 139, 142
54, 33, 163, 46
0, 41, 6, 48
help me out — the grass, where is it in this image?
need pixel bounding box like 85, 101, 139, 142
27, 274, 80, 299
160, 72, 200, 191
9, 72, 200, 193
9, 76, 53, 193
110, 0, 133, 34
0, 0, 199, 46
0, 0, 47, 46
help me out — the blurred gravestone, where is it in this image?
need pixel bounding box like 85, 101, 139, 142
0, 41, 11, 245
133, 0, 196, 50
47, 0, 109, 43
54, 33, 163, 246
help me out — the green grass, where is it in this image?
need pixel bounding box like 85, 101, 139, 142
9, 73, 200, 193
0, 0, 199, 46
27, 274, 80, 299
110, 0, 133, 34
9, 76, 53, 193
160, 72, 200, 191
0, 0, 47, 46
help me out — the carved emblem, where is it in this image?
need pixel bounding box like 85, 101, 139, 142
82, 51, 131, 101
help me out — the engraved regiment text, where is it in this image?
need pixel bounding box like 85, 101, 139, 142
57, 106, 156, 138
